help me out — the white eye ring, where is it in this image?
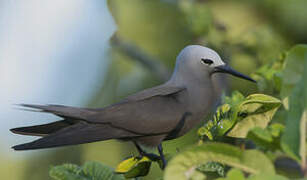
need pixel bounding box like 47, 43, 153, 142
201, 58, 213, 65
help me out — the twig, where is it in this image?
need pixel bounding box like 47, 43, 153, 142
110, 34, 171, 81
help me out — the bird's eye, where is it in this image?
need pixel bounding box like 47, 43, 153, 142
201, 58, 213, 65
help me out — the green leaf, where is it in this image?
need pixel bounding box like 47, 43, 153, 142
280, 45, 307, 104
200, 103, 236, 140
281, 45, 307, 165
247, 128, 275, 151
50, 164, 84, 180
81, 161, 124, 180
247, 123, 285, 151
164, 143, 275, 180
200, 92, 243, 141
227, 94, 282, 138
216, 169, 245, 180
249, 127, 273, 142
200, 93, 281, 140
202, 91, 245, 140
247, 173, 288, 180
50, 161, 124, 180
197, 162, 225, 177
223, 91, 245, 107
269, 123, 285, 138
247, 127, 273, 146
217, 169, 289, 180
251, 55, 285, 95
115, 156, 152, 178
211, 104, 236, 138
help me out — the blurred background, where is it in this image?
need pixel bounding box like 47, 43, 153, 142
0, 0, 306, 179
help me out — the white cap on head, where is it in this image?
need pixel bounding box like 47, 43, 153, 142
176, 45, 225, 68
171, 45, 255, 83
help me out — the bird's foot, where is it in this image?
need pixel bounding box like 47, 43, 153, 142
159, 157, 167, 170
133, 141, 166, 169
139, 152, 161, 161
140, 152, 167, 170
158, 144, 167, 170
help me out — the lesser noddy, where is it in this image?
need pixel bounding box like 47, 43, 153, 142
11, 45, 255, 168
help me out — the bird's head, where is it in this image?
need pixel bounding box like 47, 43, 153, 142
174, 45, 256, 83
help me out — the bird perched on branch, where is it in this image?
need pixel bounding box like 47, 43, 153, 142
11, 45, 255, 168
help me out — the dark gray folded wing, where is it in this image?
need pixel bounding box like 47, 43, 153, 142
88, 85, 187, 135
124, 84, 185, 102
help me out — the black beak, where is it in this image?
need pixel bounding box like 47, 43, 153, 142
213, 65, 256, 83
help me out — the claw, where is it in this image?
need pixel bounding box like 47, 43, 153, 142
140, 152, 160, 161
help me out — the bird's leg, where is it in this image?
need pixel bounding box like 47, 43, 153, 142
134, 141, 145, 155
158, 143, 167, 169
133, 141, 160, 161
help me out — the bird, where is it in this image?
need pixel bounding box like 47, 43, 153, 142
10, 45, 255, 168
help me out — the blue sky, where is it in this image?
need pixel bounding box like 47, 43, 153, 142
0, 0, 116, 155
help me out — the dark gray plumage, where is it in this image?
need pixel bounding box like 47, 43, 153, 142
11, 45, 255, 165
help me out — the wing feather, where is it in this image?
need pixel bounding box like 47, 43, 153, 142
89, 86, 188, 135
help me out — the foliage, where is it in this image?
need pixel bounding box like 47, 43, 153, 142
197, 162, 226, 177
251, 55, 284, 95
198, 92, 281, 140
164, 143, 275, 179
246, 124, 284, 151
216, 169, 288, 180
115, 156, 152, 178
280, 45, 307, 166
49, 161, 124, 180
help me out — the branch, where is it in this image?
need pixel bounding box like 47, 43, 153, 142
110, 34, 171, 81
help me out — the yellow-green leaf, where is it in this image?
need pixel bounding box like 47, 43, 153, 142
115, 156, 151, 178
227, 94, 281, 138
216, 169, 245, 180
164, 143, 275, 180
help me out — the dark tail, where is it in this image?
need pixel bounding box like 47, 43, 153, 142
11, 104, 90, 137
11, 122, 139, 151
18, 104, 96, 120
10, 120, 74, 137
11, 104, 140, 150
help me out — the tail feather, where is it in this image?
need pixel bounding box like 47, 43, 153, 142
10, 120, 73, 136
12, 122, 139, 150
19, 104, 95, 120
12, 103, 140, 151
